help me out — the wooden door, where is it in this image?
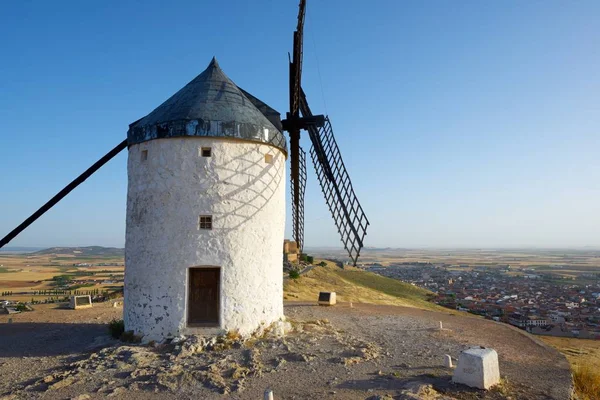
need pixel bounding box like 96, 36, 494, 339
188, 267, 220, 326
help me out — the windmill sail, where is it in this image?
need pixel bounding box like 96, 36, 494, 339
286, 0, 307, 253
300, 91, 369, 265
0, 140, 128, 249
290, 147, 307, 252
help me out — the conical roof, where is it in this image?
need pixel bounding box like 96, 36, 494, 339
128, 58, 286, 152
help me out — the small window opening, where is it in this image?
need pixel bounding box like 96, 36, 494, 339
265, 154, 274, 164
141, 150, 148, 161
201, 147, 212, 157
199, 215, 213, 230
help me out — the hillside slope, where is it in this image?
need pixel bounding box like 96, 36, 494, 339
284, 261, 443, 311
33, 246, 124, 257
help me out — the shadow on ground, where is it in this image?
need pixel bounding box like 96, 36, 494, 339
0, 322, 112, 357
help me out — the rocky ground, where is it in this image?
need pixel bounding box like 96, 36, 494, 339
0, 302, 572, 399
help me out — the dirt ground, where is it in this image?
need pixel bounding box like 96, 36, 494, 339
0, 301, 572, 400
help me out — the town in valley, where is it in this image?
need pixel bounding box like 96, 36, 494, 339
312, 247, 600, 339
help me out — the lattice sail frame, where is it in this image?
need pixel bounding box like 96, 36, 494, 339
300, 93, 369, 265
290, 147, 307, 252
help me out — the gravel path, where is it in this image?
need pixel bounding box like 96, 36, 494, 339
0, 302, 572, 399
285, 302, 573, 399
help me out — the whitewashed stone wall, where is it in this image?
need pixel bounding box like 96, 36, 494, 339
125, 137, 286, 341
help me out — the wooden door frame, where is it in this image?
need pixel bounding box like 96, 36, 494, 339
185, 266, 222, 328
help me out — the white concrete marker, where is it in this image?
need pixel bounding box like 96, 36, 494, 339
443, 354, 453, 368
439, 321, 443, 330
264, 389, 274, 400
318, 292, 336, 306
69, 295, 92, 310
349, 302, 353, 308
453, 347, 500, 390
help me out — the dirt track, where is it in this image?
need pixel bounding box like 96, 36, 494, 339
0, 301, 572, 399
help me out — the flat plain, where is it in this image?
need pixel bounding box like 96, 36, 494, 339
0, 250, 124, 302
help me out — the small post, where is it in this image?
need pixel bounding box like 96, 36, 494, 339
439, 321, 443, 330
443, 354, 453, 368
264, 389, 274, 400
349, 302, 353, 308
8, 318, 13, 324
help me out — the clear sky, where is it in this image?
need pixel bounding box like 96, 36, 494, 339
1, 1, 598, 249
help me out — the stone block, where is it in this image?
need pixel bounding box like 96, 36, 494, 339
443, 354, 453, 368
69, 295, 92, 310
318, 292, 336, 306
453, 347, 500, 389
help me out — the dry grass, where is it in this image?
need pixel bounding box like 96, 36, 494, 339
540, 336, 600, 400
284, 260, 443, 310
331, 266, 440, 310
226, 330, 242, 341
540, 337, 600, 369
0, 271, 60, 281
573, 364, 600, 400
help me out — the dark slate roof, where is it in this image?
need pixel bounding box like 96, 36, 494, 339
128, 57, 286, 152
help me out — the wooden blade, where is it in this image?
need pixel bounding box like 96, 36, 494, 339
0, 139, 128, 249
290, 139, 307, 253
300, 92, 369, 266
290, 0, 306, 117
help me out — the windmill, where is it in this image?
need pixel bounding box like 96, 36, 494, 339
0, 0, 369, 266
282, 0, 369, 264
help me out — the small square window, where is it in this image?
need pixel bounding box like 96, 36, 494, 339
201, 147, 212, 157
141, 150, 148, 161
199, 215, 212, 230
265, 154, 273, 164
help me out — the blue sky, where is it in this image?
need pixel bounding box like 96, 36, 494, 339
1, 1, 598, 249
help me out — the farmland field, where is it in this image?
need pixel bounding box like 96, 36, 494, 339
308, 247, 600, 282
0, 249, 124, 302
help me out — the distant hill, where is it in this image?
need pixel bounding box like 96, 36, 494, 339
33, 246, 124, 257
0, 247, 45, 253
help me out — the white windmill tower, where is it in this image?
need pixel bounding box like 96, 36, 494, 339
124, 58, 287, 340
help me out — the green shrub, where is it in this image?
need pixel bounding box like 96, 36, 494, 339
107, 288, 124, 300
108, 319, 125, 339
289, 270, 300, 280
120, 330, 143, 343
318, 261, 327, 267
300, 254, 314, 264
